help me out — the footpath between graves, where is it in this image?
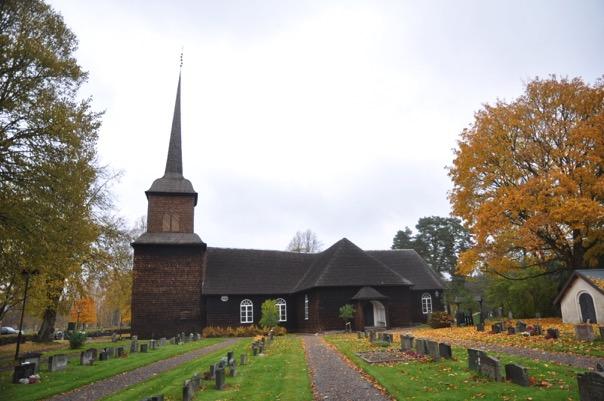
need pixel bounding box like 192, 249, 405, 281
399, 327, 604, 370
303, 335, 393, 401
45, 337, 240, 401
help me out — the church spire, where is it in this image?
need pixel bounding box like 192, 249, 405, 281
164, 73, 183, 176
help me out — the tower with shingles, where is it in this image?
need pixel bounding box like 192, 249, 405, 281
131, 74, 206, 338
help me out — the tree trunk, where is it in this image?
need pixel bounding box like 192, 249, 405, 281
37, 307, 57, 342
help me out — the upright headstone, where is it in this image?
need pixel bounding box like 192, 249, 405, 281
12, 363, 36, 384
99, 351, 108, 361
479, 355, 502, 381
215, 367, 225, 390
182, 379, 194, 401
577, 372, 604, 401
149, 339, 156, 350
516, 321, 527, 332
575, 324, 596, 341
227, 351, 234, 365
533, 324, 543, 336
357, 331, 363, 339
117, 346, 125, 357
507, 327, 516, 335
141, 395, 164, 401
229, 361, 237, 377
140, 343, 148, 353
546, 328, 560, 339
468, 348, 480, 371
240, 353, 247, 366
438, 343, 452, 359
505, 363, 530, 386
401, 335, 414, 351
80, 349, 97, 365
209, 363, 217, 379
160, 337, 167, 346
415, 339, 425, 355
491, 323, 502, 334
130, 340, 138, 353
18, 352, 42, 374
105, 347, 115, 359
191, 373, 201, 390
426, 340, 440, 361
111, 333, 118, 342
48, 354, 69, 372
476, 323, 485, 332
369, 331, 376, 343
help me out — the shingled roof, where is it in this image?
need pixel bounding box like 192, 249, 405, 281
553, 269, 604, 304
202, 238, 439, 295
146, 73, 198, 204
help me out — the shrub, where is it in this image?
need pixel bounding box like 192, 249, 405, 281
201, 325, 287, 338
428, 311, 454, 328
259, 299, 279, 329
69, 332, 87, 349
339, 304, 355, 323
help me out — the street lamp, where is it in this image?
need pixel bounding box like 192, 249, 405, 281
14, 269, 39, 361
475, 295, 484, 325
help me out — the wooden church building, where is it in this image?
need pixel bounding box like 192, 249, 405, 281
131, 76, 444, 338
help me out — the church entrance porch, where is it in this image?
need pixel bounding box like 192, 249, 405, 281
352, 286, 389, 331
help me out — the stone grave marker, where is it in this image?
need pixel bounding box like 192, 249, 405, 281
12, 363, 36, 384
516, 321, 527, 332
215, 367, 226, 390
55, 331, 65, 340
596, 362, 604, 372
401, 335, 414, 351
599, 326, 604, 339
160, 337, 167, 346
415, 339, 425, 355
546, 328, 560, 339
229, 360, 237, 377
141, 395, 164, 401
99, 351, 108, 361
357, 331, 363, 339
80, 348, 97, 365
476, 323, 485, 332
182, 379, 194, 401
438, 343, 452, 359
505, 363, 529, 386
48, 354, 69, 372
468, 348, 480, 371
577, 371, 604, 401
507, 327, 516, 335
18, 352, 42, 374
209, 363, 217, 379
426, 340, 440, 361
191, 373, 201, 390
117, 346, 125, 357
369, 331, 376, 343
130, 340, 138, 353
240, 353, 247, 365
227, 351, 234, 364
575, 324, 595, 341
491, 323, 503, 334
111, 333, 118, 342
105, 347, 115, 359
149, 339, 156, 350
532, 324, 543, 336
252, 344, 258, 356
479, 355, 502, 381
140, 343, 149, 353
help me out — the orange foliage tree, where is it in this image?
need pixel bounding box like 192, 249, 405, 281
449, 76, 604, 276
70, 298, 97, 328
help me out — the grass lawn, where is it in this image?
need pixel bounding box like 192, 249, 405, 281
0, 337, 224, 401
326, 333, 583, 401
102, 335, 312, 401
402, 318, 604, 357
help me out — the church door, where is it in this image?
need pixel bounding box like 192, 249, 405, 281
363, 302, 373, 327
371, 300, 387, 327
579, 293, 597, 323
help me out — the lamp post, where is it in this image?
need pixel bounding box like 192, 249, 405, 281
476, 295, 484, 325
14, 269, 39, 361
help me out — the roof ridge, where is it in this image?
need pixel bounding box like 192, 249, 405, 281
291, 241, 337, 291
315, 239, 347, 286
364, 250, 411, 284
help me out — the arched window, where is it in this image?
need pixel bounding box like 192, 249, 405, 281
421, 293, 432, 314
276, 298, 287, 322
304, 295, 309, 320
240, 299, 253, 323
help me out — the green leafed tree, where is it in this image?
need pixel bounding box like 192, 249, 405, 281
259, 299, 279, 329
0, 0, 113, 340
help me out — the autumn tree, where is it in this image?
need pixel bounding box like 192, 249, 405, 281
0, 0, 112, 340
69, 298, 97, 329
286, 229, 323, 253
449, 76, 604, 278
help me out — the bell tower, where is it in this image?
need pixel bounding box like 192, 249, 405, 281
131, 73, 206, 338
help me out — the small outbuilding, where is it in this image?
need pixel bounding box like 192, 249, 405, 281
554, 269, 604, 324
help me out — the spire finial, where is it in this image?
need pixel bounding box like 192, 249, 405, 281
180, 48, 183, 69
164, 71, 182, 176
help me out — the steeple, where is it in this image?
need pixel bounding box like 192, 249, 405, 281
146, 71, 197, 204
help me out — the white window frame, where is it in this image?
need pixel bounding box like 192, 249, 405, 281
240, 299, 253, 323
276, 298, 287, 322
421, 293, 432, 314
304, 294, 309, 320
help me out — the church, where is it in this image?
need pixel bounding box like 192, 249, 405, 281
131, 75, 444, 338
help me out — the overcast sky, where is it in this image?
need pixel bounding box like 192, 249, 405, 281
49, 0, 603, 251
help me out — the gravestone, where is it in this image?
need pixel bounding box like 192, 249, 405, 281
240, 353, 247, 365
505, 363, 529, 386
476, 323, 485, 332
105, 347, 115, 359
132, 335, 138, 341
227, 351, 234, 365
426, 340, 440, 361
48, 354, 69, 372
401, 335, 414, 351
209, 363, 217, 379
12, 363, 36, 384
55, 331, 65, 340
194, 333, 201, 341
80, 349, 97, 365
516, 321, 527, 332
99, 351, 108, 361
229, 361, 237, 377
369, 331, 376, 343
546, 328, 560, 339
160, 337, 167, 346
117, 346, 125, 357
415, 339, 425, 355
150, 339, 156, 350
357, 331, 363, 339
599, 326, 604, 339
215, 367, 225, 390
141, 396, 164, 401
468, 348, 480, 371
18, 352, 42, 374
111, 333, 118, 342
130, 340, 138, 353
182, 379, 194, 401
577, 371, 604, 401
575, 324, 595, 341
170, 337, 176, 345
191, 373, 201, 390
597, 362, 604, 373
438, 343, 452, 359
507, 327, 516, 335
140, 343, 148, 353
479, 355, 502, 381
491, 323, 503, 334
252, 345, 258, 356
384, 333, 393, 344
533, 324, 542, 336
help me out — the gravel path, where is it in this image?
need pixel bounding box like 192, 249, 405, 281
303, 335, 391, 401
396, 329, 604, 370
46, 338, 240, 401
